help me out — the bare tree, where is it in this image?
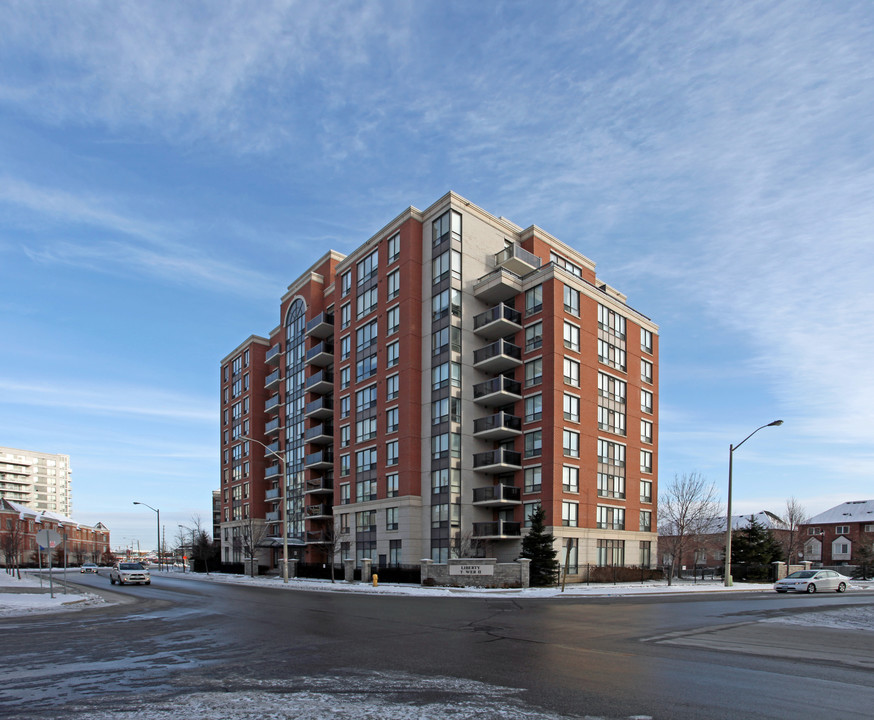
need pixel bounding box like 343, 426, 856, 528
239, 517, 270, 577
2, 517, 26, 579
658, 472, 722, 585
315, 521, 343, 583
780, 496, 808, 566
452, 530, 484, 559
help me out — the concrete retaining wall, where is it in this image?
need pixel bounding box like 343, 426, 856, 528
420, 558, 530, 588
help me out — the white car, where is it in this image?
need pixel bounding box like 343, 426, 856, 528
774, 569, 848, 594
110, 562, 151, 585
80, 563, 99, 573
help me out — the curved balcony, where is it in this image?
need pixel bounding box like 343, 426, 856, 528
306, 530, 329, 544
304, 423, 333, 445
473, 339, 522, 374
265, 343, 282, 366
473, 376, 522, 407
305, 396, 334, 419
265, 368, 281, 392
304, 449, 334, 470
263, 441, 280, 457
472, 520, 522, 540
494, 244, 541, 275
473, 448, 522, 474
265, 394, 281, 415
306, 476, 333, 495
265, 464, 281, 479
265, 417, 282, 437
305, 504, 332, 520
472, 267, 523, 303
306, 340, 334, 367
473, 412, 522, 441
306, 311, 335, 339
473, 484, 522, 507
306, 369, 334, 395
265, 487, 281, 501
473, 303, 522, 340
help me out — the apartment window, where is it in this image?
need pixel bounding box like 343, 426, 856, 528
356, 447, 377, 473
340, 482, 350, 504
340, 302, 351, 329
598, 473, 625, 499
599, 305, 626, 339
525, 285, 543, 315
340, 454, 351, 477
431, 432, 460, 460
598, 406, 626, 436
640, 480, 652, 503
641, 359, 653, 384
432, 503, 449, 529
387, 440, 399, 466
386, 374, 399, 400
598, 439, 626, 466
836, 525, 850, 535
562, 465, 579, 493
525, 431, 542, 458
431, 468, 460, 494
432, 209, 461, 245
523, 501, 541, 527
641, 328, 653, 353
339, 513, 350, 534
356, 509, 377, 532
525, 322, 543, 351
356, 477, 377, 502
525, 358, 543, 387
599, 373, 626, 403
562, 501, 578, 527
563, 393, 579, 423
389, 539, 402, 565
356, 385, 378, 413
386, 507, 399, 531
340, 425, 350, 448
387, 306, 400, 335
356, 418, 377, 443
341, 271, 352, 297
432, 325, 461, 355
432, 288, 461, 320
433, 249, 462, 283
597, 506, 625, 530
387, 233, 400, 264
563, 321, 580, 352
386, 340, 399, 368
340, 335, 351, 361
640, 510, 652, 532
356, 320, 379, 353
641, 389, 654, 414
356, 355, 378, 381
432, 396, 460, 425
524, 466, 542, 493
563, 358, 580, 387
357, 287, 379, 319
387, 270, 400, 300
640, 541, 651, 567
525, 393, 542, 422
564, 285, 580, 316
357, 249, 379, 284
641, 450, 653, 474
432, 362, 461, 390
386, 407, 399, 434
641, 420, 653, 444
563, 429, 579, 458
387, 473, 399, 498
340, 395, 350, 419
598, 339, 626, 372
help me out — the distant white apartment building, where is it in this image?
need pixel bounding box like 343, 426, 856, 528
0, 446, 73, 515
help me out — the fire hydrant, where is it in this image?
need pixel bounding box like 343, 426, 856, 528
372, 573, 379, 587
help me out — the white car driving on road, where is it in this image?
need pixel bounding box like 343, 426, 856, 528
774, 569, 848, 594
110, 562, 151, 585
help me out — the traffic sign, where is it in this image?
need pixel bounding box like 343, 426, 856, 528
35, 529, 62, 549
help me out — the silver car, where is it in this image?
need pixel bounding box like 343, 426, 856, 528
110, 562, 151, 585
774, 569, 848, 594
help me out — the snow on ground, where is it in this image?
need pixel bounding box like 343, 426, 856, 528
762, 605, 874, 632
0, 569, 107, 616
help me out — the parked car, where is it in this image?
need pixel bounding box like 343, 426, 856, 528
80, 563, 99, 573
110, 562, 151, 585
774, 570, 848, 594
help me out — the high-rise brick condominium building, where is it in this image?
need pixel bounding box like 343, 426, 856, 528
0, 446, 73, 515
218, 192, 658, 579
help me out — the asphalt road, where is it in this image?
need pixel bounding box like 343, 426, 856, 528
2, 572, 872, 719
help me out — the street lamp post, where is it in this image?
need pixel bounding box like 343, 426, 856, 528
241, 435, 288, 583
133, 501, 161, 572
724, 420, 783, 587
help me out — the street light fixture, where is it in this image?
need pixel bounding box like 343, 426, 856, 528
724, 420, 783, 587
241, 435, 288, 583
133, 501, 161, 572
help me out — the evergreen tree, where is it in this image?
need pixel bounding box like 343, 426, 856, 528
731, 516, 783, 579
520, 506, 560, 586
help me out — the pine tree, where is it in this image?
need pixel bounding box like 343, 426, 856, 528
520, 506, 560, 586
731, 516, 783, 579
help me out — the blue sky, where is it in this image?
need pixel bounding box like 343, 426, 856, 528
1, 1, 872, 552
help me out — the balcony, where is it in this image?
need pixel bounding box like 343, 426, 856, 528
306, 311, 335, 339
265, 368, 281, 392
304, 449, 334, 470
265, 343, 282, 366
305, 504, 332, 519
494, 244, 542, 276
265, 394, 281, 414
473, 412, 522, 441
473, 448, 522, 474
263, 441, 280, 457
306, 530, 328, 544
265, 464, 281, 479
265, 487, 281, 501
304, 423, 333, 445
306, 340, 334, 367
473, 376, 522, 407
473, 484, 522, 507
265, 511, 280, 522
473, 339, 522, 374
472, 267, 523, 303
265, 417, 282, 437
305, 369, 334, 395
472, 520, 522, 540
473, 303, 522, 340
306, 476, 334, 495
304, 396, 334, 419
